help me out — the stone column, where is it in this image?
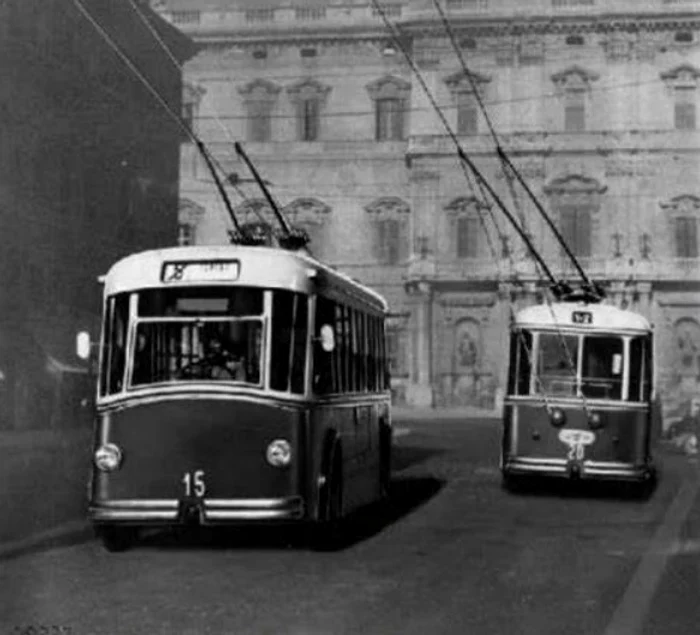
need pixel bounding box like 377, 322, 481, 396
406, 280, 434, 407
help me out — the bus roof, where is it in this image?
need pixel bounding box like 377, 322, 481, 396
513, 302, 652, 333
101, 245, 389, 312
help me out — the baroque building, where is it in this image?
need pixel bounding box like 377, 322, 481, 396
156, 0, 700, 423
0, 0, 195, 430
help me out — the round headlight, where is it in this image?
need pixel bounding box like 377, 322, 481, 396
550, 407, 566, 427
266, 439, 292, 468
94, 443, 123, 472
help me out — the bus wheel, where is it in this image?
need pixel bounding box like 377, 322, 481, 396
311, 452, 344, 551
379, 424, 392, 499
97, 526, 137, 553
501, 473, 526, 494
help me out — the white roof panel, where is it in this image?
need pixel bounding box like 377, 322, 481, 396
514, 302, 651, 333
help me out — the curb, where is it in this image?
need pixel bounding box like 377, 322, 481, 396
0, 519, 92, 561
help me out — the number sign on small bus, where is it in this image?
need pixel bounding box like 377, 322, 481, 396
571, 310, 593, 325
161, 260, 240, 283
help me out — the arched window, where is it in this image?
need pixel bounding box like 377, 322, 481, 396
660, 194, 700, 258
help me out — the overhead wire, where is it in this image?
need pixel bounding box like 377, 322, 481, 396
429, 0, 595, 413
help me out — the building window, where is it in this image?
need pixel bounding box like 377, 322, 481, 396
565, 88, 586, 132
387, 328, 407, 376
456, 216, 479, 258
559, 206, 591, 257
298, 98, 320, 141
457, 93, 479, 135
552, 66, 598, 132
365, 196, 410, 265
566, 34, 585, 46
178, 223, 196, 246
366, 75, 411, 142
287, 78, 331, 143
239, 79, 281, 144
375, 98, 405, 141
675, 217, 698, 257
444, 70, 491, 135
675, 86, 696, 130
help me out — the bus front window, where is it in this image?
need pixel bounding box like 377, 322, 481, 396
581, 335, 623, 400
535, 333, 578, 396
131, 287, 264, 387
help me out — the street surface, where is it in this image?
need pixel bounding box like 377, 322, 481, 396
1, 417, 699, 635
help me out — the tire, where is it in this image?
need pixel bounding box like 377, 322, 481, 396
501, 473, 526, 494
310, 449, 344, 551
379, 424, 392, 500
97, 526, 137, 553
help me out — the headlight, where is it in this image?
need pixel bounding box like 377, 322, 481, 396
550, 407, 566, 427
266, 439, 292, 468
94, 443, 123, 472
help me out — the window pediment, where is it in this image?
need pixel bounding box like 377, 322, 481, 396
238, 78, 282, 101
551, 65, 599, 91
444, 196, 485, 216
443, 69, 491, 95
544, 174, 606, 206
661, 64, 700, 88
366, 75, 411, 101
286, 78, 331, 104
364, 196, 410, 218
235, 198, 275, 225
660, 194, 700, 216
178, 197, 205, 224
544, 174, 606, 195
284, 197, 331, 223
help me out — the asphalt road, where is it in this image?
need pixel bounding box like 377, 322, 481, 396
1, 418, 699, 635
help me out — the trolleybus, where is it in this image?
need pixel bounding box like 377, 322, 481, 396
79, 245, 392, 551
501, 300, 657, 495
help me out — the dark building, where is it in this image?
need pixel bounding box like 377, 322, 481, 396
0, 0, 197, 430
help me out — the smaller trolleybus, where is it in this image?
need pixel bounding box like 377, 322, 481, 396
79, 245, 392, 551
501, 301, 657, 494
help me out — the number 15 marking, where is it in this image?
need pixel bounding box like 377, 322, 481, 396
182, 470, 206, 497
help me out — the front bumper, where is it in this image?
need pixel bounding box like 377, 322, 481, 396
89, 496, 305, 525
503, 457, 655, 482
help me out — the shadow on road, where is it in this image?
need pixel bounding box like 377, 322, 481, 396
504, 476, 658, 503
137, 476, 445, 553
392, 443, 447, 472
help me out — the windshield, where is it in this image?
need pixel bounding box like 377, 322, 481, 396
535, 333, 579, 396
131, 287, 264, 387
132, 320, 262, 386
530, 332, 625, 400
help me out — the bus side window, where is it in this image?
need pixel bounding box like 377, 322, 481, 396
628, 336, 651, 402
508, 330, 532, 396
104, 293, 129, 395
271, 291, 308, 394
313, 296, 336, 395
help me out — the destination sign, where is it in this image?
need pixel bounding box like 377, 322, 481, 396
571, 310, 593, 325
161, 260, 240, 283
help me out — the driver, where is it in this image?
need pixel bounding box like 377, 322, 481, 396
205, 334, 246, 381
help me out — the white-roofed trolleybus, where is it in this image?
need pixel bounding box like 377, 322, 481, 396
501, 300, 657, 495
81, 245, 392, 551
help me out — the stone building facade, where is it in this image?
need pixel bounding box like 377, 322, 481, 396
158, 0, 700, 421
0, 0, 195, 430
